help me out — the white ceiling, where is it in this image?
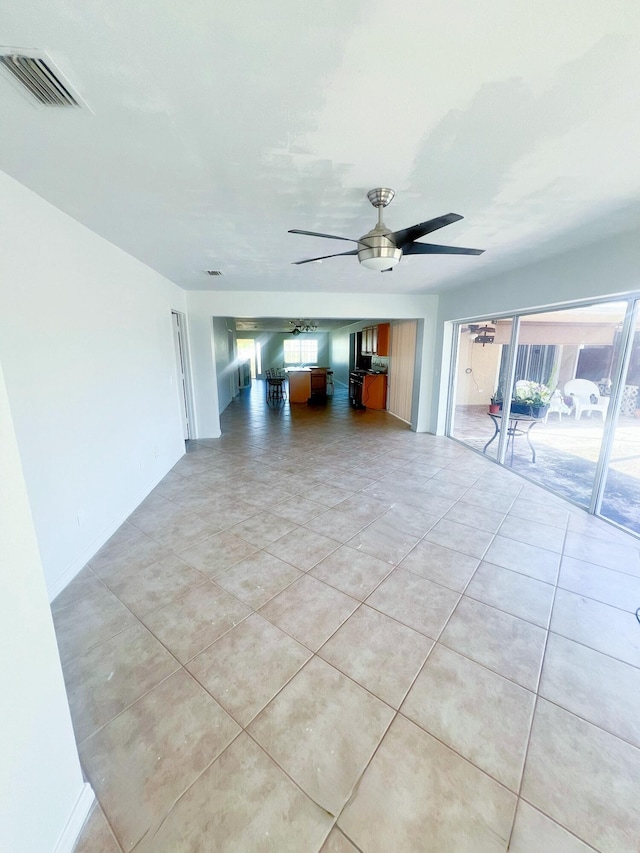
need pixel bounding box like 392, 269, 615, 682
2, 1, 640, 296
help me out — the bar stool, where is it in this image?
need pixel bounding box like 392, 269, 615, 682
326, 370, 334, 396
265, 368, 286, 404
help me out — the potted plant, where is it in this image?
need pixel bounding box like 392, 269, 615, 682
510, 381, 552, 417
489, 390, 502, 414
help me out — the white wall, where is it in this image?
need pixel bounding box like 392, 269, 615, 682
0, 171, 188, 597
186, 291, 438, 435
213, 316, 237, 414
456, 336, 502, 406
0, 358, 91, 853
186, 310, 221, 438
438, 230, 640, 323
433, 229, 640, 432
330, 326, 352, 386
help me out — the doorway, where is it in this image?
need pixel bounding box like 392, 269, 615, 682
237, 338, 261, 379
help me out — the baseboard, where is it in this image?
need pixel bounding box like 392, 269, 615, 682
53, 783, 95, 853
386, 409, 412, 426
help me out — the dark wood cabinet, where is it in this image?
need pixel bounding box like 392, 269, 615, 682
309, 368, 327, 402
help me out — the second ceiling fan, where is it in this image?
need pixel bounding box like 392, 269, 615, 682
289, 188, 485, 272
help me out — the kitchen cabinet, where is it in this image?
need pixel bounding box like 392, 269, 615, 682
349, 372, 387, 410
286, 368, 327, 403
287, 370, 310, 403
361, 323, 390, 356
362, 374, 387, 409
361, 326, 373, 355
376, 322, 390, 356
309, 367, 327, 402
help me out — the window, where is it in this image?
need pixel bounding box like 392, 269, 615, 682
284, 339, 318, 364
498, 344, 557, 388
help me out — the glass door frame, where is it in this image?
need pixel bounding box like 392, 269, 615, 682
445, 315, 519, 465
495, 317, 520, 466
590, 299, 639, 514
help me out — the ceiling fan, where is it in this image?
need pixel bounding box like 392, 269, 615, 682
289, 188, 484, 272
289, 319, 317, 335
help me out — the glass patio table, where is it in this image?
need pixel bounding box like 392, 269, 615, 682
483, 412, 545, 463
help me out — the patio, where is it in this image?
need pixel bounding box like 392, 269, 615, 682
451, 406, 640, 536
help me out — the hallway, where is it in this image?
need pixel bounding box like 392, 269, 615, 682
56, 383, 640, 852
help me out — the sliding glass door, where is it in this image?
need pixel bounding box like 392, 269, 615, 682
448, 299, 640, 537
502, 303, 627, 509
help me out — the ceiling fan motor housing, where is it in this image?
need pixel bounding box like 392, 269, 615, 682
366, 187, 395, 208
358, 225, 402, 270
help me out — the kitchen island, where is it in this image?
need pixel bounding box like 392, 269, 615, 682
286, 367, 327, 403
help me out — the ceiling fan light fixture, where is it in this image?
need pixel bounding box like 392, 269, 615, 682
359, 248, 402, 271
358, 241, 402, 271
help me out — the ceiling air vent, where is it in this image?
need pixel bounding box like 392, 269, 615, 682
206, 270, 223, 276
0, 52, 80, 106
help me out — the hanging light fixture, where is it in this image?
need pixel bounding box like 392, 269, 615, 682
471, 325, 495, 346
289, 319, 318, 334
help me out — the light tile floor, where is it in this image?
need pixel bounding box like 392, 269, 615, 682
57, 384, 640, 852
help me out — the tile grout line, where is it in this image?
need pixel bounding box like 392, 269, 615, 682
504, 509, 570, 850
93, 802, 125, 853
325, 525, 515, 840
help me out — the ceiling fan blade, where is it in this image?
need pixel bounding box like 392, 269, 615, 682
391, 213, 464, 248
402, 241, 485, 256
288, 229, 359, 244
292, 250, 359, 265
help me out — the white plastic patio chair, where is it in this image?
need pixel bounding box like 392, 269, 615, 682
546, 389, 571, 420
564, 379, 609, 421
